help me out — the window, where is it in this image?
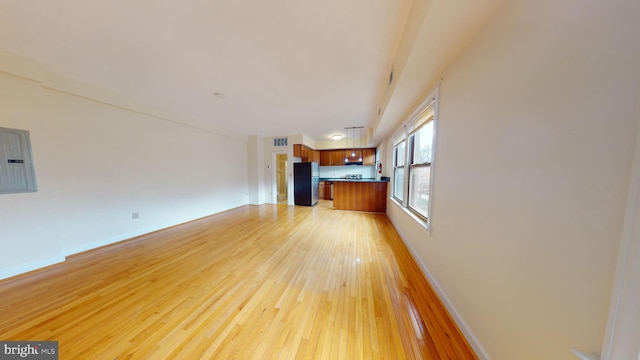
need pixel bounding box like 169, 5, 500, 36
391, 91, 437, 225
408, 120, 434, 218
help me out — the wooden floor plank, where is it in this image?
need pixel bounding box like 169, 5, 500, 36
0, 202, 476, 359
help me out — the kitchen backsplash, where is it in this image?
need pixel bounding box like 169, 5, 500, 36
319, 165, 375, 179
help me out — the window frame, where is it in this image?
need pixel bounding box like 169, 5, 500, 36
390, 87, 439, 229
392, 139, 406, 203
407, 120, 434, 220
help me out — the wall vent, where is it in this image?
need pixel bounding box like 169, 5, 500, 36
273, 137, 288, 147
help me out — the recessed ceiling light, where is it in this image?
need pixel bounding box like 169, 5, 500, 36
331, 134, 342, 141
213, 92, 226, 99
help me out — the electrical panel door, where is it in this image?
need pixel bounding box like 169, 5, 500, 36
0, 127, 37, 194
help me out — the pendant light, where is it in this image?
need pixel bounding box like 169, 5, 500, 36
358, 127, 363, 162
351, 127, 356, 157
344, 127, 349, 163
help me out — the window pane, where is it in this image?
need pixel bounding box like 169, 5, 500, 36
396, 141, 405, 166
409, 166, 430, 218
412, 121, 433, 164
394, 167, 404, 199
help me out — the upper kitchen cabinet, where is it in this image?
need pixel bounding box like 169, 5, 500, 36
293, 144, 314, 162
330, 149, 346, 165
344, 149, 360, 164
363, 148, 376, 165
336, 148, 376, 165
320, 151, 331, 166
299, 144, 376, 166
320, 149, 345, 166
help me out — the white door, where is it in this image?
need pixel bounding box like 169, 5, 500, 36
276, 153, 288, 203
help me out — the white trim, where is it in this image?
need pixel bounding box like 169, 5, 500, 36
404, 89, 438, 128
406, 100, 435, 134
387, 201, 490, 360
390, 197, 432, 235
571, 349, 600, 360
271, 151, 289, 205
390, 85, 440, 230
61, 226, 169, 257
0, 255, 65, 280
599, 120, 640, 360
427, 85, 440, 230
392, 125, 407, 145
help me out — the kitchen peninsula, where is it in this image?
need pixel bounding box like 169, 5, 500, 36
321, 177, 389, 213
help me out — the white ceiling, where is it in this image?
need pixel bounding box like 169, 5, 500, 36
0, 0, 503, 146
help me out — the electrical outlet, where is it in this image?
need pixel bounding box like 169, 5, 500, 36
132, 212, 140, 220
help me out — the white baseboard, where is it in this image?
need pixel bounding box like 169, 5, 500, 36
0, 255, 65, 281
571, 349, 600, 360
61, 226, 164, 257
388, 214, 491, 360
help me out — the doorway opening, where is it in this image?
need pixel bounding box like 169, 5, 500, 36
276, 153, 288, 204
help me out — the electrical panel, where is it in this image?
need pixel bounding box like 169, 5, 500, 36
0, 127, 37, 194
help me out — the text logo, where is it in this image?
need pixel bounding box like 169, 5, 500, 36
0, 341, 58, 359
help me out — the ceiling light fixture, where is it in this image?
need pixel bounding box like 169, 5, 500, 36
213, 92, 226, 99
331, 134, 342, 141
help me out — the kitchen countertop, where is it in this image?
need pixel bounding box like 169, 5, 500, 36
319, 177, 390, 183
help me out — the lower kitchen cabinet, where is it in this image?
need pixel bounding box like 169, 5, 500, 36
333, 181, 387, 212
325, 181, 333, 200
319, 182, 325, 200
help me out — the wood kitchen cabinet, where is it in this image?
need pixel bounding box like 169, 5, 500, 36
320, 149, 343, 166
303, 147, 313, 162
344, 149, 360, 164
333, 181, 387, 212
363, 148, 376, 165
299, 145, 376, 166
320, 151, 331, 166
339, 148, 376, 165
293, 144, 314, 162
330, 150, 345, 165
318, 181, 325, 200
324, 181, 333, 199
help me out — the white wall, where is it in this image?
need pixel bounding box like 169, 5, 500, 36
385, 0, 640, 359
248, 135, 265, 205
0, 52, 249, 279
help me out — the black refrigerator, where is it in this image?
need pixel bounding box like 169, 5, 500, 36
294, 162, 319, 206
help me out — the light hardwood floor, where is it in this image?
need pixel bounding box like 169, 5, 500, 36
0, 202, 476, 359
